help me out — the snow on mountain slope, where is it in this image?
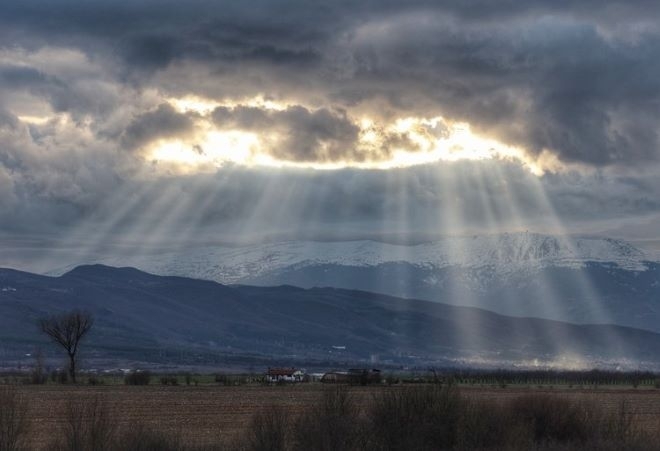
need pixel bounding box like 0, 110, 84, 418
48, 233, 650, 284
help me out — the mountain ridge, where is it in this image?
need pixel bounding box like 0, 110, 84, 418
2, 264, 660, 370
39, 233, 660, 333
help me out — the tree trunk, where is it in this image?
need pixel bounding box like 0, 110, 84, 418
69, 353, 76, 384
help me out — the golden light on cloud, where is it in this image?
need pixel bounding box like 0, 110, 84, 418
168, 95, 289, 114
147, 96, 553, 175
150, 130, 260, 170
167, 97, 220, 115
18, 115, 51, 125
393, 118, 548, 176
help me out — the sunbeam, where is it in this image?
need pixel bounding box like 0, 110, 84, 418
4, 0, 660, 390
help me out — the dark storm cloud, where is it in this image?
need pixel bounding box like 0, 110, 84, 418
331, 13, 660, 166
0, 65, 53, 89
2, 0, 660, 245
1, 0, 656, 166
122, 103, 197, 150
0, 65, 69, 111
212, 105, 361, 161
0, 1, 659, 166
0, 108, 19, 128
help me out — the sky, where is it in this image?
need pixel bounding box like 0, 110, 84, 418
3, 0, 660, 268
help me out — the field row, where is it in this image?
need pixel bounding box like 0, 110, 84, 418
9, 384, 660, 449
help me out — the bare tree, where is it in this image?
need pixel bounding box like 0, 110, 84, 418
39, 311, 94, 384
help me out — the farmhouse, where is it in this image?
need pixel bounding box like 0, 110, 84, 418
266, 367, 305, 383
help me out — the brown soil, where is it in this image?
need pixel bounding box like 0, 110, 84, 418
16, 384, 660, 449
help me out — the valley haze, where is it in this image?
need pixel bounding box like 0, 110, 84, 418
2, 233, 660, 371
39, 233, 660, 332
2, 262, 660, 372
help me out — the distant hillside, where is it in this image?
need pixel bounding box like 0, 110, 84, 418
46, 233, 660, 333
2, 265, 660, 369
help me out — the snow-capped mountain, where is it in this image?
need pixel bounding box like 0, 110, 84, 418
50, 232, 649, 282
47, 233, 660, 332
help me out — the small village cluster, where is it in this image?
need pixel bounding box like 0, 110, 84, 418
265, 367, 382, 384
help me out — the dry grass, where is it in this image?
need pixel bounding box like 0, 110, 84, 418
368, 384, 462, 450
291, 385, 364, 451
239, 385, 660, 451
6, 384, 660, 450
47, 396, 118, 451
0, 387, 29, 451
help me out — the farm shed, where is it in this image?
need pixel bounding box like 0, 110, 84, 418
266, 367, 305, 383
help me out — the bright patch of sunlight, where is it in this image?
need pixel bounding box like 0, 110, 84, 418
18, 115, 51, 125
362, 117, 547, 175
168, 95, 289, 114
150, 130, 260, 169
149, 96, 556, 175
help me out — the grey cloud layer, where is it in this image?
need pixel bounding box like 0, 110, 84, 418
1, 1, 660, 166
1, 1, 660, 242
2, 156, 660, 242
122, 104, 197, 150
5, 3, 660, 167
212, 106, 361, 162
